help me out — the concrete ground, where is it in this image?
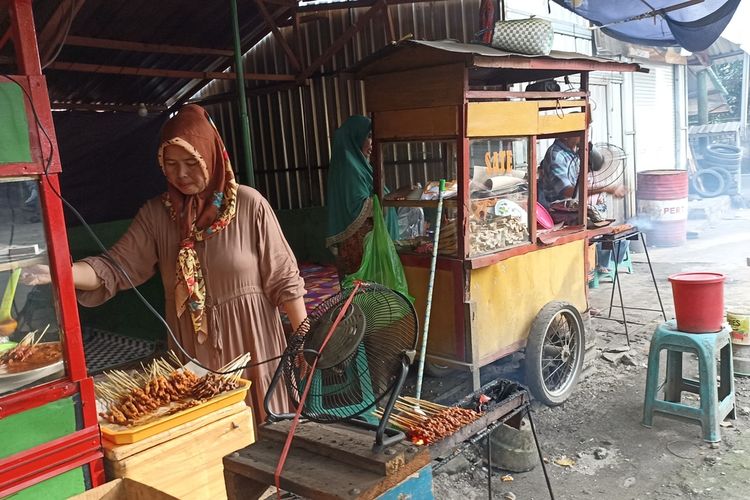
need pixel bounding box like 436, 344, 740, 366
424, 205, 750, 499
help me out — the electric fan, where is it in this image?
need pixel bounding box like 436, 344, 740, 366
566, 142, 627, 197
264, 282, 418, 450
589, 142, 627, 191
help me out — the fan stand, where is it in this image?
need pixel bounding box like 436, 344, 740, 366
350, 351, 412, 453
264, 350, 414, 453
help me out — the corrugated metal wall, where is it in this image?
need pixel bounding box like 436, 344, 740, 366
196, 0, 591, 210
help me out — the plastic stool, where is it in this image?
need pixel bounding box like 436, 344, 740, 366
642, 321, 735, 442
593, 241, 633, 286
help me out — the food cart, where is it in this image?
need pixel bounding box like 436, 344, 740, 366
0, 1, 104, 497
354, 40, 641, 404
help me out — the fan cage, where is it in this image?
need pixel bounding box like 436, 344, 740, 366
281, 283, 418, 423
590, 143, 627, 190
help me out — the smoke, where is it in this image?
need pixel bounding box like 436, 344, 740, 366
626, 215, 653, 231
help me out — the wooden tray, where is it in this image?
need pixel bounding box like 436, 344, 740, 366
100, 379, 251, 445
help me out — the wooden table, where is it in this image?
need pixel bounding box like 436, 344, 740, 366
223, 421, 432, 500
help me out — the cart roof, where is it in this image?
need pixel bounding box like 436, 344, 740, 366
350, 39, 645, 84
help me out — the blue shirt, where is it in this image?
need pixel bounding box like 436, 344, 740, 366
540, 139, 579, 203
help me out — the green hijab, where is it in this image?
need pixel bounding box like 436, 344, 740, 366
325, 115, 398, 246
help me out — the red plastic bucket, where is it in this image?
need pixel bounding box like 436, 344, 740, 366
668, 272, 726, 333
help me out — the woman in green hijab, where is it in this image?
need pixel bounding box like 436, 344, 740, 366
325, 115, 398, 278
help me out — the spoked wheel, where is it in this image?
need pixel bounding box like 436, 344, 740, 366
424, 361, 455, 378
524, 301, 585, 406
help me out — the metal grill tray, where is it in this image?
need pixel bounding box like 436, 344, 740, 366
83, 327, 157, 374
427, 379, 529, 460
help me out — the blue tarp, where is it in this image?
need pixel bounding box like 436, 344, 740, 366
552, 0, 741, 52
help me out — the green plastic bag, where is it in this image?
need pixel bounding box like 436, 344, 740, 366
343, 196, 414, 302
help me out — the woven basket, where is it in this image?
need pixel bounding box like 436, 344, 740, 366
491, 18, 554, 56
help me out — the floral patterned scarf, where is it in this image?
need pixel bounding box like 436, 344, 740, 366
157, 104, 238, 343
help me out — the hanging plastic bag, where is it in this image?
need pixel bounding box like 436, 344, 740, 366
343, 196, 414, 302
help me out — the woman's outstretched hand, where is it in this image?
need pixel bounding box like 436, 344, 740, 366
20, 264, 52, 286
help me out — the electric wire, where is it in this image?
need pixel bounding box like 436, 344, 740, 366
40, 0, 76, 71
1, 73, 282, 375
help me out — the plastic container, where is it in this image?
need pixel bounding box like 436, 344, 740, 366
535, 202, 554, 229
668, 272, 725, 333
728, 311, 750, 345
100, 379, 251, 444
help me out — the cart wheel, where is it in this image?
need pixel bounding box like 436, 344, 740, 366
425, 361, 454, 378
524, 301, 585, 406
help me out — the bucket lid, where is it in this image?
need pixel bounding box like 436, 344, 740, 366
668, 272, 725, 284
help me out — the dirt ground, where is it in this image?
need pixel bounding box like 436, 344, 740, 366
423, 206, 750, 500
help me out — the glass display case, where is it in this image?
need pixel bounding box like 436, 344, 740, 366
1, 3, 103, 495
381, 137, 535, 258
381, 140, 459, 257
467, 137, 530, 257
0, 177, 65, 398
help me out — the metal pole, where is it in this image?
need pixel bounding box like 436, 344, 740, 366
230, 0, 255, 187
697, 70, 708, 126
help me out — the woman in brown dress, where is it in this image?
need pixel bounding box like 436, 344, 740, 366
23, 105, 305, 422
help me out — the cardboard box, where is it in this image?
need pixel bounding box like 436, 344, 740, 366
69, 478, 179, 500
103, 403, 255, 500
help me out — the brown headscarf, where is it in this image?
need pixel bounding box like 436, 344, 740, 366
157, 104, 238, 343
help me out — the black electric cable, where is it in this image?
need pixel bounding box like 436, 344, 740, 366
40, 0, 75, 71
1, 74, 292, 375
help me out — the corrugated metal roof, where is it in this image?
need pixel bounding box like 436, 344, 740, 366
1, 0, 281, 111
350, 39, 643, 82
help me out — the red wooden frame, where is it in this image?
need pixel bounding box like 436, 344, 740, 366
1, 0, 103, 494
0, 427, 103, 497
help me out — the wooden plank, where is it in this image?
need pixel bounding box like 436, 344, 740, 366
224, 437, 430, 500
373, 106, 459, 139
467, 101, 539, 137
103, 402, 249, 461
534, 99, 586, 110
45, 61, 295, 81
261, 421, 418, 476
382, 199, 458, 209
105, 408, 255, 500
224, 470, 269, 500
538, 111, 586, 135
365, 63, 465, 112
64, 35, 234, 57
466, 90, 587, 100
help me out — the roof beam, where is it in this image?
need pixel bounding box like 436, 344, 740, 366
46, 61, 296, 81
299, 0, 387, 80
255, 0, 301, 71
50, 102, 168, 113
37, 0, 86, 67
297, 0, 441, 13
63, 35, 235, 57
168, 4, 293, 108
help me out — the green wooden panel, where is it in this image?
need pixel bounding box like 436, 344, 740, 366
0, 397, 77, 459
0, 82, 33, 163
7, 466, 86, 500
67, 220, 166, 342
275, 207, 334, 265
